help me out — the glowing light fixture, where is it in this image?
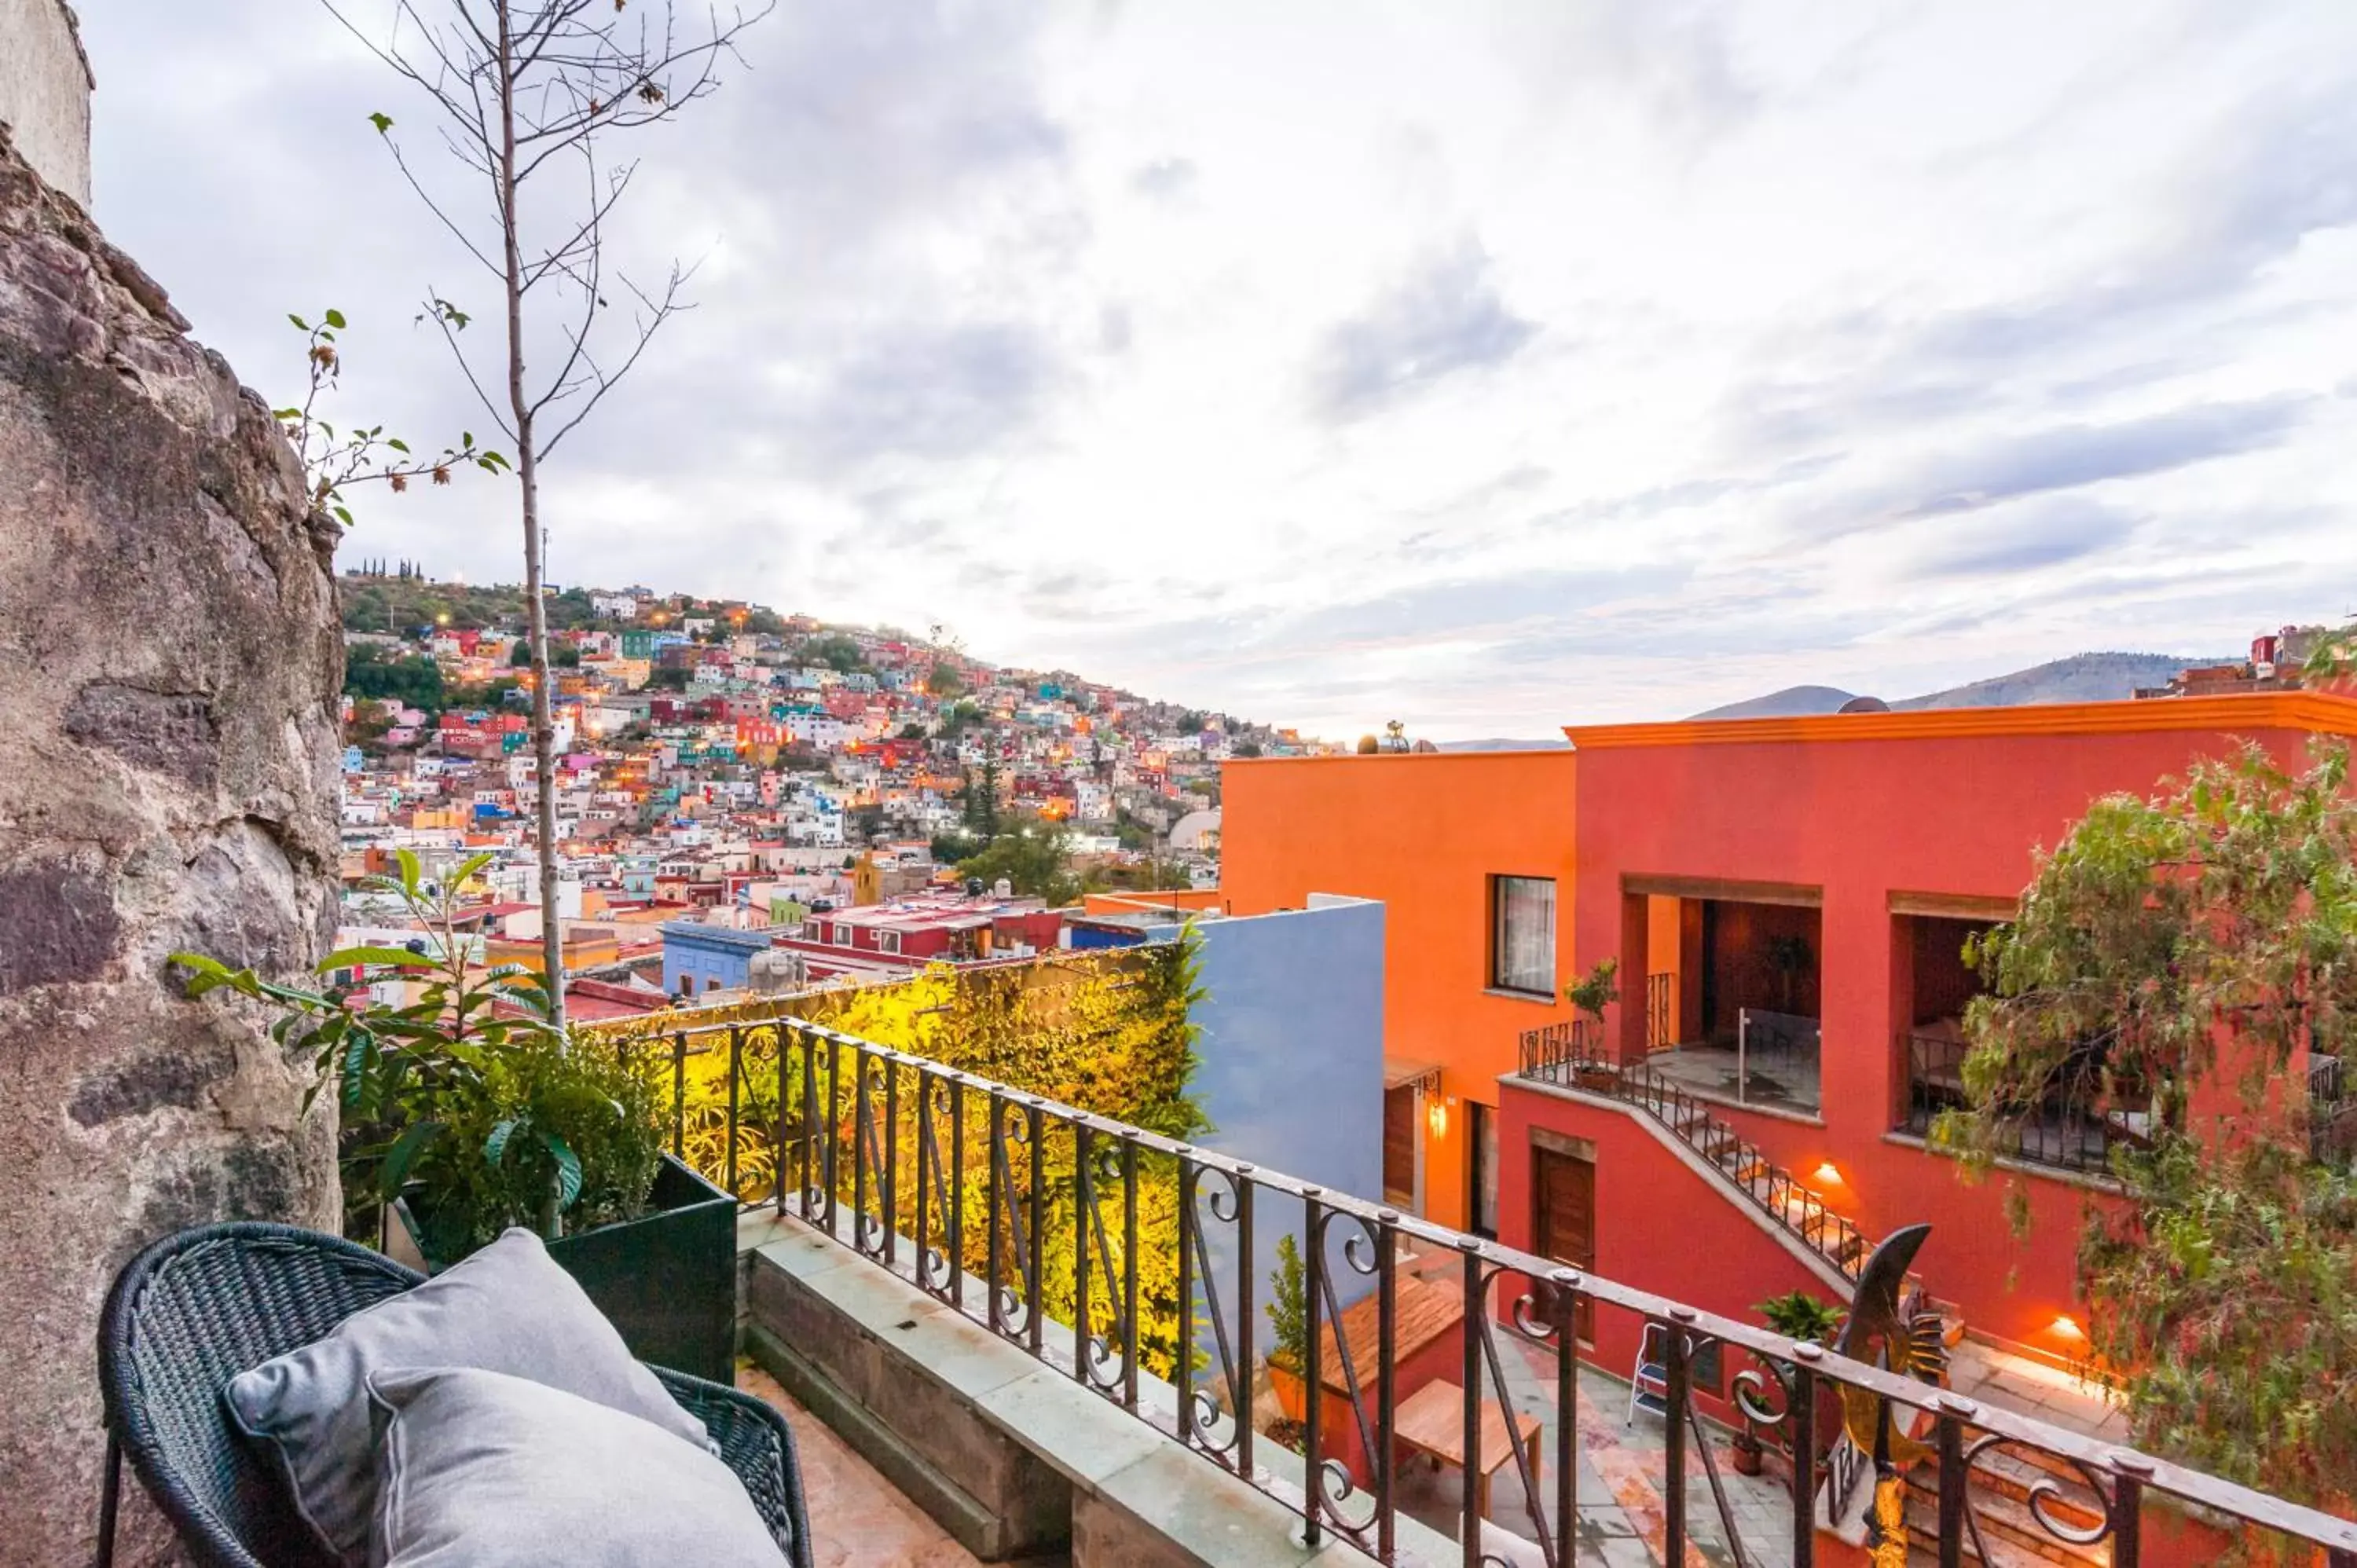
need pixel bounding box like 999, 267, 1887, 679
1427, 1096, 1450, 1140
2051, 1313, 2086, 1341
1812, 1161, 1843, 1185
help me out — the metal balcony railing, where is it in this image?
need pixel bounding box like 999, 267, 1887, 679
616, 1015, 2357, 1568
1901, 1032, 2150, 1178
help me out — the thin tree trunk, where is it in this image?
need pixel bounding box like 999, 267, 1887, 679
494, 1, 567, 1035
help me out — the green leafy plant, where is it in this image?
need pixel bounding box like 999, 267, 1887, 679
172, 848, 658, 1256
586, 935, 1211, 1377
1266, 1233, 1310, 1375
1945, 742, 2357, 1530
405, 1032, 663, 1262
1756, 1289, 1844, 1344
1564, 957, 1621, 1025
275, 309, 508, 529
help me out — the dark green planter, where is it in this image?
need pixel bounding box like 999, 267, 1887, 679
394, 1154, 737, 1383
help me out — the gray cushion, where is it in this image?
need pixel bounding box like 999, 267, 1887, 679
225, 1227, 713, 1566
368, 1368, 788, 1568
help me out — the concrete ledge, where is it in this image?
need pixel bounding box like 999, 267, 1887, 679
742, 1214, 1459, 1567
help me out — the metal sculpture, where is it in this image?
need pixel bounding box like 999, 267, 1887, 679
1831, 1223, 1952, 1559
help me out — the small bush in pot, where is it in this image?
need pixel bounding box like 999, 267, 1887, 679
1756, 1289, 1845, 1346
1265, 1234, 1310, 1422
174, 848, 662, 1255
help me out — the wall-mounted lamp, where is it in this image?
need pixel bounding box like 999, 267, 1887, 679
1427, 1095, 1450, 1140
2050, 1313, 2086, 1342
1812, 1161, 1844, 1185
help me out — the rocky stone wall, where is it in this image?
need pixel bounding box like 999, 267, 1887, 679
0, 125, 342, 1563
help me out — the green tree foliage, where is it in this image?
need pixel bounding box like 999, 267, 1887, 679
1266, 1234, 1309, 1372
962, 760, 1003, 838
344, 644, 446, 709
276, 308, 506, 530
511, 641, 580, 669
930, 830, 985, 866
585, 940, 1211, 1377
960, 821, 1081, 906
1948, 742, 2357, 1521
926, 661, 965, 697
798, 633, 868, 673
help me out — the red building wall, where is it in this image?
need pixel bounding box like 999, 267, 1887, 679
1497, 1078, 1830, 1427
1557, 695, 2357, 1354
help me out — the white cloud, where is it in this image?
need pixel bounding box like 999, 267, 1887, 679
74, 0, 2357, 738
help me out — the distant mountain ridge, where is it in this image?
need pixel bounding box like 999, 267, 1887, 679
1690, 651, 2228, 722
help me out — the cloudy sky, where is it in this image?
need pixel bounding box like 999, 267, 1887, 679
78, 2, 2357, 738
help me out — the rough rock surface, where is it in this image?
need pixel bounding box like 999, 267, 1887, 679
0, 125, 343, 1564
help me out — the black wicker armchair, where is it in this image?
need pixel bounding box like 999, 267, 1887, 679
96, 1222, 812, 1568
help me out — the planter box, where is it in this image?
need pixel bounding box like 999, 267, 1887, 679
1269, 1362, 1307, 1423
393, 1154, 738, 1383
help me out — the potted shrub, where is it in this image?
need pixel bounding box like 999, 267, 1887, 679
1757, 1288, 1845, 1345
1563, 958, 1624, 1089
1736, 1291, 1848, 1476
174, 850, 737, 1381
1264, 1234, 1311, 1423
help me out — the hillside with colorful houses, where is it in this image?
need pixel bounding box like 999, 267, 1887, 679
335, 566, 1325, 1014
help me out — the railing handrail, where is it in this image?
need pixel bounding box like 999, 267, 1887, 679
902, 1020, 2357, 1548
677, 1012, 2357, 1562
1517, 1024, 1868, 1285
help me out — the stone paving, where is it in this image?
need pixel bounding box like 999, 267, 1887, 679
739, 1362, 984, 1568
1461, 1332, 1803, 1568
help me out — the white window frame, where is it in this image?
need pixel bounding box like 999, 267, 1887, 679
832, 923, 853, 947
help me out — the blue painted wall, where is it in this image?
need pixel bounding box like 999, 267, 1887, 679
660, 921, 771, 997
1185, 896, 1386, 1368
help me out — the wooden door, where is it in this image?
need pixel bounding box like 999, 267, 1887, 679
1532, 1146, 1596, 1343
1383, 1086, 1417, 1209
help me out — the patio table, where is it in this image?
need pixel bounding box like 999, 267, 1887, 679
1390, 1376, 1542, 1524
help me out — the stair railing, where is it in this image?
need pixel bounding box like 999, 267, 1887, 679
1518, 1024, 1868, 1286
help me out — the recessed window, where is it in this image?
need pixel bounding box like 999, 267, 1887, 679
832, 924, 852, 947
1490, 875, 1556, 996
879, 930, 902, 955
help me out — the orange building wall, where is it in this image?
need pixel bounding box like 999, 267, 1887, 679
1220, 750, 1578, 1230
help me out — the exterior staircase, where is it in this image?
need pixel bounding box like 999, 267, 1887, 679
1523, 1024, 2112, 1567
1901, 1438, 2113, 1567
1518, 1022, 1871, 1291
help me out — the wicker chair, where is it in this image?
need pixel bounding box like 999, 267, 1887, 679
96, 1222, 812, 1568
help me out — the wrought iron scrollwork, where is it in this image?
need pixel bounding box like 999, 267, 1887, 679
1072, 1120, 1138, 1405
911, 1067, 964, 1305
1301, 1201, 1384, 1546
1960, 1432, 2118, 1552
852, 1050, 893, 1260
1457, 1245, 1558, 1566
1175, 1157, 1252, 1470
986, 1092, 1038, 1342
